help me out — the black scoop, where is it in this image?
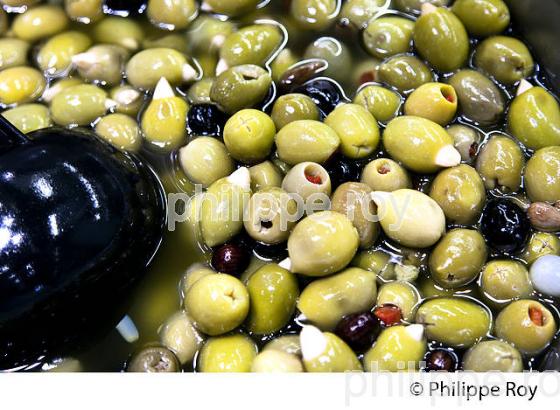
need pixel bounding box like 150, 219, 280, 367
0, 117, 166, 371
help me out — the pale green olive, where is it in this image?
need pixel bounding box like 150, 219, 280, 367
65, 0, 104, 24
147, 0, 198, 31
377, 281, 420, 321
353, 85, 401, 123
94, 113, 142, 153
249, 161, 284, 192
197, 334, 258, 372
186, 78, 214, 105
452, 0, 510, 37
73, 45, 128, 86
291, 0, 339, 31
525, 147, 560, 202
361, 158, 412, 192
178, 137, 234, 188
158, 310, 204, 364
280, 160, 331, 207
340, 0, 389, 29
0, 66, 45, 106
378, 55, 434, 93
1, 104, 51, 134
12, 5, 69, 42
447, 124, 482, 163
93, 16, 144, 50
521, 232, 560, 266
37, 31, 92, 75
50, 84, 110, 126
271, 93, 320, 130
109, 85, 144, 116
263, 335, 301, 357
251, 350, 303, 372
185, 15, 235, 55
462, 340, 523, 372
363, 17, 414, 59
0, 39, 30, 70
221, 24, 283, 68
180, 264, 217, 297
480, 260, 533, 308
351, 249, 396, 281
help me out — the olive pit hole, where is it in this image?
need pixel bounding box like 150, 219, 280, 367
441, 87, 455, 103
304, 166, 323, 184
528, 306, 544, 326
260, 220, 273, 230
377, 163, 391, 174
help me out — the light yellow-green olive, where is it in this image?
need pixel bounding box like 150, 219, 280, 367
404, 82, 457, 126
475, 134, 524, 192
185, 15, 235, 55
1, 104, 51, 134
300, 326, 363, 372
463, 340, 523, 372
480, 260, 533, 308
0, 66, 45, 105
251, 350, 303, 373
197, 334, 257, 372
203, 0, 260, 16
331, 182, 379, 249
223, 109, 276, 164
303, 37, 353, 84
185, 274, 249, 336
495, 300, 557, 354
186, 78, 213, 105
378, 55, 434, 93
525, 147, 560, 202
126, 48, 196, 90
383, 116, 461, 173
447, 124, 482, 163
377, 281, 420, 321
452, 0, 510, 37
521, 232, 560, 266
143, 33, 190, 55
73, 45, 128, 86
415, 297, 491, 348
288, 211, 360, 277
361, 158, 412, 192
200, 168, 251, 247
246, 263, 299, 334
94, 113, 142, 153
210, 64, 272, 114
429, 165, 486, 224
221, 24, 283, 67
271, 93, 320, 129
0, 39, 30, 70
363, 17, 414, 59
474, 36, 534, 84
419, 275, 479, 298
50, 84, 110, 126
244, 187, 297, 244
178, 137, 234, 188
36, 31, 92, 75
180, 264, 217, 297
12, 5, 69, 42
413, 6, 469, 72
353, 85, 401, 123
508, 86, 560, 150
429, 229, 487, 288
109, 85, 143, 116
372, 189, 446, 248
275, 120, 340, 165
41, 77, 84, 103
249, 161, 283, 192
298, 267, 377, 331
93, 16, 144, 51
291, 0, 339, 31
324, 103, 380, 159
263, 336, 301, 358
364, 324, 427, 372
147, 0, 198, 30
158, 310, 204, 364
351, 249, 396, 281
340, 0, 388, 28
141, 78, 189, 153
270, 48, 298, 83
395, 0, 450, 13
65, 0, 104, 24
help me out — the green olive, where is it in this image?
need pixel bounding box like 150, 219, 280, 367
0, 0, 40, 6
185, 15, 235, 56
221, 24, 283, 68
378, 55, 434, 93
249, 161, 284, 192
495, 300, 557, 354
351, 249, 396, 281
41, 77, 84, 103
51, 84, 110, 126
324, 103, 380, 159
413, 6, 469, 72
0, 66, 45, 106
178, 137, 234, 188
351, 59, 381, 89
93, 16, 144, 50
73, 45, 128, 86
263, 335, 301, 356
158, 310, 204, 364
383, 116, 461, 173
197, 334, 258, 372
127, 345, 181, 373
246, 263, 299, 335
372, 189, 446, 248
271, 93, 320, 130
12, 5, 69, 42
288, 211, 360, 277
94, 113, 142, 153
300, 326, 363, 372
203, 0, 260, 16
377, 281, 420, 321
508, 86, 560, 150
109, 85, 144, 116
429, 229, 487, 288
291, 0, 338, 31
244, 187, 297, 244
429, 165, 486, 224
0, 39, 30, 70
363, 17, 414, 59
65, 0, 104, 24
1, 104, 51, 134
524, 147, 560, 202
147, 0, 198, 31
303, 37, 353, 84
340, 0, 388, 29
404, 82, 457, 126
475, 134, 524, 192
37, 31, 92, 75
180, 264, 217, 297
418, 275, 479, 298
474, 36, 534, 85
415, 297, 491, 348
462, 340, 523, 372
184, 274, 249, 336
298, 267, 377, 330
480, 260, 533, 308
521, 232, 560, 266
394, 0, 450, 14
363, 324, 427, 372
353, 85, 401, 123
361, 158, 412, 192
271, 48, 299, 83
251, 350, 303, 372
447, 124, 482, 163
186, 78, 214, 105
275, 120, 340, 165
223, 109, 276, 164
210, 64, 272, 114
452, 0, 510, 37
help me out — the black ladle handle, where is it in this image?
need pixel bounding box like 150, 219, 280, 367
0, 113, 31, 147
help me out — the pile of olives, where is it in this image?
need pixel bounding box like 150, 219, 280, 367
1, 0, 560, 372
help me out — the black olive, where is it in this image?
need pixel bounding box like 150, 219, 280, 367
480, 199, 530, 254
127, 346, 180, 373
211, 243, 251, 276
424, 349, 458, 372
539, 337, 560, 371
324, 155, 363, 189
187, 104, 228, 137
104, 0, 146, 16
295, 78, 344, 115
334, 312, 380, 352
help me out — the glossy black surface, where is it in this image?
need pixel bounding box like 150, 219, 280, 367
334, 312, 380, 353
324, 155, 364, 189
424, 349, 458, 372
187, 104, 228, 137
211, 242, 251, 277
295, 78, 344, 115
104, 0, 146, 16
0, 126, 166, 370
480, 199, 530, 254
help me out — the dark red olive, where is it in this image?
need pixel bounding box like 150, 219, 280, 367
424, 349, 457, 372
334, 312, 380, 352
211, 243, 251, 276
374, 304, 403, 327
480, 199, 530, 254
